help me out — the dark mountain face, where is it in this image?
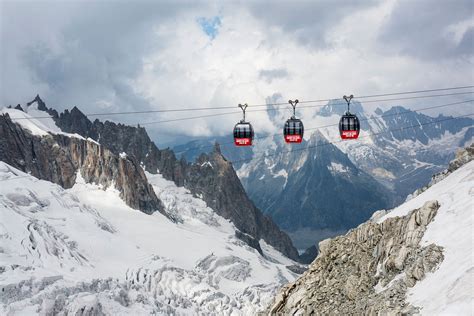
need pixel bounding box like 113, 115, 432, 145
173, 135, 253, 167
272, 136, 390, 231
379, 106, 472, 145
184, 145, 298, 259
19, 96, 299, 261
238, 132, 392, 249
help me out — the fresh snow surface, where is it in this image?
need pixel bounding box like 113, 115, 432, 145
0, 162, 297, 315
1, 103, 87, 141
379, 161, 474, 315
327, 162, 348, 173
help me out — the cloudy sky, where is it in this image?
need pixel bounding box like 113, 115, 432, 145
1, 0, 473, 145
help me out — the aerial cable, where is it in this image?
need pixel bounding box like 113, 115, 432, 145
173, 99, 474, 154
8, 89, 472, 123
229, 113, 474, 165
139, 91, 474, 125
246, 85, 474, 107
355, 85, 474, 99
2, 113, 471, 182
4, 86, 473, 121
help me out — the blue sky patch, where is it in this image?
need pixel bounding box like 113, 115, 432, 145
197, 16, 221, 40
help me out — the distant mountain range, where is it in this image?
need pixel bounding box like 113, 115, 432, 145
174, 100, 473, 249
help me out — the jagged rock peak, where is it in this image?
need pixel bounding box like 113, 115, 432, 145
307, 129, 329, 145
27, 94, 47, 111
213, 141, 222, 154
70, 106, 85, 115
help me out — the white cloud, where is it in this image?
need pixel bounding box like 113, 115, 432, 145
1, 1, 473, 145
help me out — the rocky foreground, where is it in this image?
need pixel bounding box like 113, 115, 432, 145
268, 200, 442, 315
267, 144, 474, 315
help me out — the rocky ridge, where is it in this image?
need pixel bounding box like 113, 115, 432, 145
267, 200, 443, 315
407, 143, 474, 200
0, 113, 164, 215
185, 145, 298, 259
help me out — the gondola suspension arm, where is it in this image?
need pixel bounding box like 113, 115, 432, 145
343, 95, 354, 114
288, 99, 299, 119
238, 103, 248, 122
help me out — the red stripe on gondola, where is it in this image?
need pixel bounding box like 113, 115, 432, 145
285, 135, 302, 143
341, 130, 359, 139
234, 138, 252, 146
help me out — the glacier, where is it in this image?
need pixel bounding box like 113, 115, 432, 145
0, 162, 299, 315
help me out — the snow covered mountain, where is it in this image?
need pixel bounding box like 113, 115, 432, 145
0, 98, 303, 314
1, 96, 299, 261
268, 144, 474, 314
315, 100, 473, 201
175, 99, 473, 251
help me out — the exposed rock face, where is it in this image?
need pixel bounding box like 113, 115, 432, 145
298, 245, 318, 265
268, 200, 443, 315
0, 113, 164, 215
186, 145, 299, 260
53, 105, 188, 183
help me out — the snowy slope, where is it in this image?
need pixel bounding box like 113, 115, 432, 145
1, 102, 90, 141
378, 160, 474, 315
0, 162, 298, 315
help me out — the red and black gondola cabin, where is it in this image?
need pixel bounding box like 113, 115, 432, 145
339, 113, 360, 139
283, 118, 304, 143
233, 122, 254, 146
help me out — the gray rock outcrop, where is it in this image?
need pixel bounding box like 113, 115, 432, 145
268, 200, 443, 315
186, 145, 299, 260
0, 113, 164, 215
